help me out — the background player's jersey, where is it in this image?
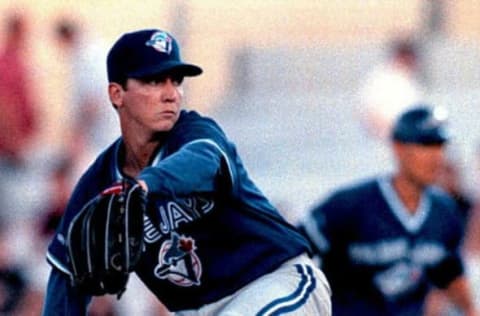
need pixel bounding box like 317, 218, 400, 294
47, 110, 310, 311
300, 177, 465, 316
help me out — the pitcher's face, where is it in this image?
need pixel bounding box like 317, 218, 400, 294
111, 74, 184, 134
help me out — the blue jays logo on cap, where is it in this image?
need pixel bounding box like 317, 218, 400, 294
419, 106, 448, 130
145, 31, 173, 54
107, 29, 203, 83
391, 105, 450, 144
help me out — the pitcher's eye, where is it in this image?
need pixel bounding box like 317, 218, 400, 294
138, 77, 163, 85
170, 75, 184, 86
139, 74, 184, 86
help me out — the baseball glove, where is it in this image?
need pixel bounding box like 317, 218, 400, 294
66, 180, 147, 298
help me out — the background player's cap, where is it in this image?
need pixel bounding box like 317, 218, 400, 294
391, 105, 451, 145
107, 29, 202, 83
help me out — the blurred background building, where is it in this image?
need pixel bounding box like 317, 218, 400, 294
0, 0, 479, 314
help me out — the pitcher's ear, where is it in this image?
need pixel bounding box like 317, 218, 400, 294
108, 82, 124, 108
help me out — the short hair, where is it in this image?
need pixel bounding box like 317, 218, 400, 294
390, 38, 417, 60
54, 19, 77, 42
6, 13, 25, 37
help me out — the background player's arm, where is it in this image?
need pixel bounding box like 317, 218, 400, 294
42, 267, 91, 315
442, 275, 478, 316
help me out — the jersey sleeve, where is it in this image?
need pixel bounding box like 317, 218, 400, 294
137, 113, 235, 197
299, 191, 352, 258
41, 268, 91, 316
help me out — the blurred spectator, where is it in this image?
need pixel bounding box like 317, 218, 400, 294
0, 11, 44, 226
357, 36, 425, 140
52, 16, 120, 171
0, 12, 38, 167
0, 14, 46, 297
0, 221, 29, 314
11, 156, 78, 316
37, 157, 74, 241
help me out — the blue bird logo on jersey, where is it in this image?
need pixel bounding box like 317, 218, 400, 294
374, 262, 422, 298
154, 232, 202, 287
145, 31, 173, 54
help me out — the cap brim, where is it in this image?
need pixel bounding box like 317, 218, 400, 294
392, 130, 450, 145
128, 61, 203, 79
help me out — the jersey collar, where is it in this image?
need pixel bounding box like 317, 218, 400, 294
377, 176, 431, 233
113, 138, 166, 181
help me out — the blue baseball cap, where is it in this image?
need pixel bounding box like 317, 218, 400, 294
107, 29, 202, 83
391, 105, 450, 145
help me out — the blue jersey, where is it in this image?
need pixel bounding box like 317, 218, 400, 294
46, 110, 310, 312
299, 177, 465, 316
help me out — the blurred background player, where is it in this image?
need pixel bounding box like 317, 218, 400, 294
298, 105, 478, 315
